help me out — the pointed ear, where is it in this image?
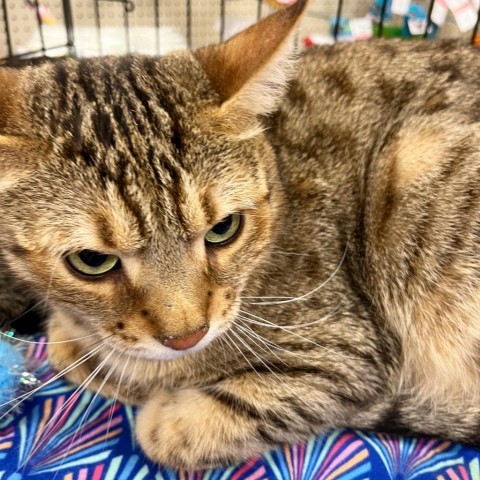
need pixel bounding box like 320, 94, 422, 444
194, 0, 308, 126
0, 68, 36, 192
0, 68, 24, 133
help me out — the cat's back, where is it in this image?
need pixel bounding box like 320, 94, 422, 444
268, 39, 480, 403
296, 39, 479, 118
267, 39, 480, 220
269, 39, 480, 164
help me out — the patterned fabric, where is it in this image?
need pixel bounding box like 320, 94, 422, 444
1, 339, 480, 479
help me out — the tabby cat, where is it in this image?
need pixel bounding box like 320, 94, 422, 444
1, 0, 480, 469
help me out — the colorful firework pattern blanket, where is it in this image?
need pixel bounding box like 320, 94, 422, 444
1, 339, 480, 480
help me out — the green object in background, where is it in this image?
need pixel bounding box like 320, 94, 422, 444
372, 24, 403, 38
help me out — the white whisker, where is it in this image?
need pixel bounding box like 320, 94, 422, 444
235, 322, 289, 367
50, 351, 117, 479
105, 354, 130, 441
230, 327, 282, 377
223, 331, 262, 380
246, 244, 347, 306
239, 310, 357, 360
0, 331, 98, 345
17, 349, 114, 471
236, 319, 318, 362
0, 341, 105, 416
230, 327, 299, 396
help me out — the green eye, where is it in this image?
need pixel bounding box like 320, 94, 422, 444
67, 250, 120, 276
205, 213, 242, 246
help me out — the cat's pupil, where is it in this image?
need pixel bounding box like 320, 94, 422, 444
211, 216, 233, 235
79, 250, 109, 267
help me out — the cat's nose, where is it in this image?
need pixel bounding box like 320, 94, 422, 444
162, 324, 209, 350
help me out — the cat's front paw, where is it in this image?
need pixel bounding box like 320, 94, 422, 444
136, 388, 262, 469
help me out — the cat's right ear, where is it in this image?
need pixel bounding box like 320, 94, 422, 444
194, 0, 308, 130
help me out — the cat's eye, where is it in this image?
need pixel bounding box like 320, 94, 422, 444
66, 250, 120, 277
205, 214, 242, 246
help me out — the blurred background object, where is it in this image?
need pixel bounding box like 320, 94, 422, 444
0, 1, 479, 65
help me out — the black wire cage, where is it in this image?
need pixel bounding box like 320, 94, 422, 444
0, 0, 479, 66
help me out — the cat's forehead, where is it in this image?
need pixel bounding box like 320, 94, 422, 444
17, 55, 267, 253
25, 53, 216, 152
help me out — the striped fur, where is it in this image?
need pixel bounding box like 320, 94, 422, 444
1, 1, 480, 469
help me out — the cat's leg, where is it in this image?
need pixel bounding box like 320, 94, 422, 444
136, 370, 389, 469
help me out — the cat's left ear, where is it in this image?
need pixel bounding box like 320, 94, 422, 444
0, 68, 38, 191
194, 0, 308, 126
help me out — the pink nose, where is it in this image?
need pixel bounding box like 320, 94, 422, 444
162, 325, 209, 351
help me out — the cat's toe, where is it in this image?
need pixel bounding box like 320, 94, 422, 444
136, 388, 259, 470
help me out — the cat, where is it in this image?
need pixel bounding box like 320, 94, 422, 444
1, 0, 480, 470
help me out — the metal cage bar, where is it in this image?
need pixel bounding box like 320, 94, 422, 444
1, 0, 75, 64
62, 0, 76, 56
220, 0, 226, 42
186, 0, 192, 50
257, 0, 262, 21
1, 0, 12, 58
33, 0, 47, 55
154, 0, 160, 54
377, 0, 389, 38
424, 0, 435, 39
1, 0, 479, 64
472, 3, 480, 45
332, 0, 344, 41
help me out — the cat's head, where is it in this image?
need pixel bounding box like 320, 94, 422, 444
0, 0, 307, 360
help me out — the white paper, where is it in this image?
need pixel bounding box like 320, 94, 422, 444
431, 0, 449, 26
349, 17, 373, 40
445, 0, 478, 32
408, 18, 427, 34
392, 0, 412, 15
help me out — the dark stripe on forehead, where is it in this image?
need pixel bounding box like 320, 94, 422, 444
113, 168, 148, 238
142, 57, 185, 156
125, 64, 155, 126
101, 63, 114, 106
157, 89, 184, 155
77, 59, 97, 103
93, 111, 115, 149
54, 62, 69, 112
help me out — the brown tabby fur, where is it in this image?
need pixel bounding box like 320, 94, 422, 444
1, 0, 480, 469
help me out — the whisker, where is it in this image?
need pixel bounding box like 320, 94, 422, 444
239, 310, 357, 360
218, 336, 229, 365
271, 249, 311, 257
105, 354, 130, 441
0, 341, 106, 416
229, 327, 282, 377
230, 327, 298, 396
0, 331, 98, 345
125, 354, 140, 402
235, 322, 289, 367
241, 296, 295, 300
50, 351, 117, 479
236, 319, 320, 362
223, 331, 262, 380
40, 257, 61, 319
17, 349, 115, 471
246, 243, 347, 306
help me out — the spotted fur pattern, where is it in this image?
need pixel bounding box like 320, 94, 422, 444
1, 0, 480, 469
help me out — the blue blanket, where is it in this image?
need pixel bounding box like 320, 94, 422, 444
1, 339, 479, 479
